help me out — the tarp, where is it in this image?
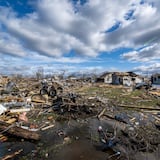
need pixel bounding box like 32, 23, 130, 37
0, 104, 7, 115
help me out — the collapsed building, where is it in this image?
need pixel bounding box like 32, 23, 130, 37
96, 72, 144, 86
151, 73, 160, 85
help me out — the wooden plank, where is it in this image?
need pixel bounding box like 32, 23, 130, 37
31, 99, 45, 103
97, 108, 106, 119
149, 91, 160, 96
9, 108, 31, 113
118, 104, 160, 111
1, 149, 23, 160
0, 121, 40, 140
6, 118, 17, 124
41, 124, 55, 131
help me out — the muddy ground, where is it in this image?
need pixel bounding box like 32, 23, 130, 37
1, 116, 160, 160
0, 79, 160, 160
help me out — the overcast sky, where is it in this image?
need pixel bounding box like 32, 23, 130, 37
0, 0, 160, 76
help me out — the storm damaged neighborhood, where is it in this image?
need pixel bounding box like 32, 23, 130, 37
0, 0, 160, 160
0, 71, 160, 160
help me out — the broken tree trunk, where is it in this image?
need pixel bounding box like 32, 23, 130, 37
0, 121, 40, 140
118, 104, 160, 111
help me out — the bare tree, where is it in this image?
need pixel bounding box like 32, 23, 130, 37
58, 69, 67, 80
35, 67, 44, 80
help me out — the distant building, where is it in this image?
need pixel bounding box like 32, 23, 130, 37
96, 72, 144, 86
151, 73, 160, 85
96, 72, 113, 83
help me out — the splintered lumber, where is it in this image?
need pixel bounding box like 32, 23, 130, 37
118, 104, 160, 111
9, 108, 31, 113
31, 98, 46, 103
0, 134, 8, 142
0, 121, 40, 140
97, 108, 106, 119
6, 118, 17, 124
41, 124, 55, 131
149, 91, 160, 97
1, 149, 23, 160
31, 94, 46, 103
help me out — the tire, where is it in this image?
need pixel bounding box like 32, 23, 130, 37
49, 89, 57, 97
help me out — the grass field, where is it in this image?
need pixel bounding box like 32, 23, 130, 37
75, 83, 160, 109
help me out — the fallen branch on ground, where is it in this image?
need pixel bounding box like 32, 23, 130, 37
0, 121, 40, 140
1, 149, 23, 160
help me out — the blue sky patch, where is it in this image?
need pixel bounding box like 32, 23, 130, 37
0, 0, 159, 75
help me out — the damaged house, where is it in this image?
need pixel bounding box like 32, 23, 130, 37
96, 72, 113, 83
151, 73, 160, 85
112, 72, 144, 86
97, 72, 144, 86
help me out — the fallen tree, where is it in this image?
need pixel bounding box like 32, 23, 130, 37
0, 121, 40, 140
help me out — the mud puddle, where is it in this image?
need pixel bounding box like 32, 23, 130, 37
0, 117, 159, 160
0, 118, 118, 160
46, 118, 114, 160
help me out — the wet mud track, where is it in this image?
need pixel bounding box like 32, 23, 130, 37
0, 117, 160, 160
0, 118, 118, 160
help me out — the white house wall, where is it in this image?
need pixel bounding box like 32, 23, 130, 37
102, 73, 144, 86
135, 77, 143, 84
104, 74, 112, 83
152, 75, 160, 84
123, 76, 132, 86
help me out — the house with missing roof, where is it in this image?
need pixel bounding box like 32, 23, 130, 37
151, 73, 160, 85
96, 72, 113, 84
96, 72, 144, 87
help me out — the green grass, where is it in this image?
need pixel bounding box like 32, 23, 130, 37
75, 84, 160, 108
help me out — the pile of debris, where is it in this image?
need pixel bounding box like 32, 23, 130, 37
95, 103, 160, 160
0, 76, 159, 160
0, 77, 97, 140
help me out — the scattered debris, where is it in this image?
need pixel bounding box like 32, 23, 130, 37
0, 104, 7, 115
0, 121, 40, 140
41, 124, 55, 131
0, 75, 159, 160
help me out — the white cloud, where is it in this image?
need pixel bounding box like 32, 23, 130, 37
29, 52, 88, 63
133, 62, 160, 74
0, 31, 27, 57
0, 0, 160, 74
122, 43, 160, 62
0, 0, 144, 58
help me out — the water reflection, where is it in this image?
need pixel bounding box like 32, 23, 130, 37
0, 142, 7, 158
